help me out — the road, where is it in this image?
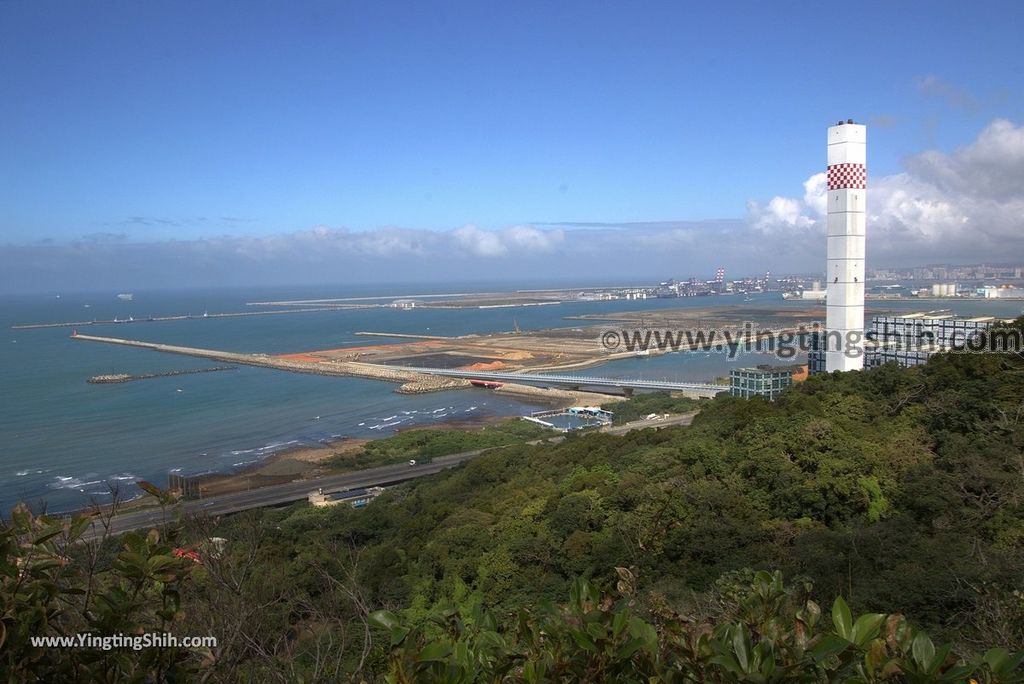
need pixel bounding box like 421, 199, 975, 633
397, 365, 727, 396
81, 411, 698, 540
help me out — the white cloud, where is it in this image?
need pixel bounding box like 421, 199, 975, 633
4, 119, 1023, 292
905, 118, 1024, 200
742, 118, 1024, 264
802, 172, 828, 216
748, 196, 815, 235
452, 224, 509, 257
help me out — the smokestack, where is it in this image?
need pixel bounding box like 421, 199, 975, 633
825, 120, 866, 372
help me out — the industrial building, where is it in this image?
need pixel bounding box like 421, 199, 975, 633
729, 366, 796, 401
863, 313, 997, 368
810, 313, 1000, 373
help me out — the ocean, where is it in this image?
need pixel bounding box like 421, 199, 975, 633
2, 283, 1021, 514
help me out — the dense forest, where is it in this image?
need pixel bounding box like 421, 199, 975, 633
3, 319, 1023, 681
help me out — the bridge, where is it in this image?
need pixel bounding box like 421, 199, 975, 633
396, 366, 729, 398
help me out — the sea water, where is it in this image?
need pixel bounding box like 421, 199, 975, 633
2, 283, 1020, 513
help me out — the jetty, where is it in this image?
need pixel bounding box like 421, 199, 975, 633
88, 366, 236, 384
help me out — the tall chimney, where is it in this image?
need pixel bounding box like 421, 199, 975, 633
825, 121, 866, 371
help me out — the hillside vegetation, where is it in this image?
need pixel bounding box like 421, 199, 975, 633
4, 319, 1023, 681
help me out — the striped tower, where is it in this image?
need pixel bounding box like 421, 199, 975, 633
825, 120, 866, 372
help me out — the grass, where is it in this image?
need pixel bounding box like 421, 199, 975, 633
325, 419, 552, 469
600, 391, 704, 425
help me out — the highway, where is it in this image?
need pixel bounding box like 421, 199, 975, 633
398, 365, 728, 396
80, 411, 697, 541
80, 451, 484, 541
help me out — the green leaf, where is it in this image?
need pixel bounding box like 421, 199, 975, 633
831, 596, 853, 640
612, 608, 628, 639
369, 610, 402, 631
32, 526, 64, 546
571, 629, 597, 652
911, 632, 936, 671
928, 644, 952, 676
708, 654, 743, 674
26, 559, 63, 572
417, 642, 452, 662
798, 600, 821, 630
984, 647, 1009, 670
614, 637, 646, 661
389, 627, 410, 647
68, 515, 94, 541
998, 651, 1024, 674
810, 634, 850, 663
628, 617, 658, 652
733, 624, 751, 673
850, 613, 885, 647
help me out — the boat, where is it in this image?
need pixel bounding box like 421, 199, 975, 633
470, 379, 504, 389
117, 293, 134, 301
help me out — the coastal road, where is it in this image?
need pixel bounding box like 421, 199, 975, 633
80, 451, 487, 541
81, 411, 698, 541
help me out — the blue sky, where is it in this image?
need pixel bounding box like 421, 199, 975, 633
1, 1, 1023, 290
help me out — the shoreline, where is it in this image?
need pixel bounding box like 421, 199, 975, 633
94, 399, 602, 515
50, 382, 627, 517
198, 413, 514, 497
179, 385, 622, 499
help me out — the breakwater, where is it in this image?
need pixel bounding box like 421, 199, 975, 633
69, 332, 614, 405
11, 305, 375, 330
71, 333, 471, 394
88, 366, 236, 384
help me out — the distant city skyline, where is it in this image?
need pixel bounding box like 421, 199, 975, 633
2, 1, 1023, 292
